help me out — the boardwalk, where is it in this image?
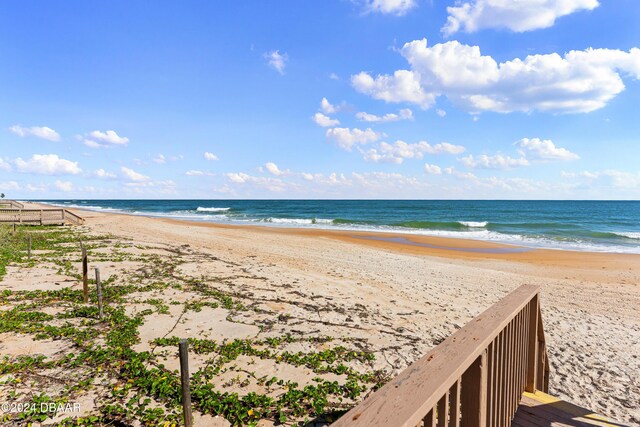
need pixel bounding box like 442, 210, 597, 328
333, 285, 621, 427
0, 201, 84, 225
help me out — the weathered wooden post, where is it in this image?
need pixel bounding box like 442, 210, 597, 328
80, 242, 88, 303
27, 235, 32, 260
179, 339, 193, 427
95, 268, 104, 319
13, 221, 16, 234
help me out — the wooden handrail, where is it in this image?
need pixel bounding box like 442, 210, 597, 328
333, 284, 548, 427
0, 208, 84, 226
0, 200, 24, 209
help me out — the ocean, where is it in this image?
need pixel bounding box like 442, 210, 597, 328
36, 200, 640, 254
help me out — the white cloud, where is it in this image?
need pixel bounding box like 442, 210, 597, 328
436, 109, 447, 117
356, 108, 413, 123
312, 112, 340, 127
120, 166, 149, 182
352, 70, 435, 108
459, 154, 530, 169
0, 158, 11, 171
225, 173, 287, 192
54, 180, 74, 192
0, 181, 20, 191
301, 172, 315, 181
185, 170, 214, 177
423, 142, 466, 154
326, 127, 384, 151
264, 162, 290, 176
362, 140, 465, 164
204, 152, 219, 161
561, 169, 640, 189
9, 125, 61, 142
424, 163, 442, 175
362, 0, 417, 16
443, 0, 599, 35
319, 98, 349, 115
265, 50, 288, 74
81, 130, 129, 148
14, 154, 81, 175
93, 169, 117, 179
353, 38, 640, 114
515, 138, 579, 161
329, 73, 340, 80
153, 154, 166, 164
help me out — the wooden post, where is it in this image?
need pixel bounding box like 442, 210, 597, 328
27, 235, 32, 260
526, 296, 539, 393
461, 350, 488, 427
95, 268, 104, 319
179, 339, 193, 427
81, 242, 88, 303
13, 222, 16, 234
40, 209, 43, 225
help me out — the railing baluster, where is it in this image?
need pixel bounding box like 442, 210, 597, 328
423, 407, 436, 427
487, 340, 495, 425
437, 391, 449, 427
461, 350, 487, 427
526, 295, 540, 392
448, 379, 461, 427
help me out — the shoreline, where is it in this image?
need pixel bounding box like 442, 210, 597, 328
28, 200, 640, 256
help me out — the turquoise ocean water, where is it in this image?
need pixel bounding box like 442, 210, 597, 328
36, 200, 640, 254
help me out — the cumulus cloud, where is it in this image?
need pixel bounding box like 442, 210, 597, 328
443, 0, 599, 35
515, 138, 579, 161
356, 108, 413, 123
14, 154, 81, 175
362, 140, 465, 164
424, 163, 442, 174
185, 170, 214, 176
93, 169, 117, 179
326, 127, 384, 151
81, 130, 129, 148
459, 154, 530, 169
352, 70, 435, 108
312, 112, 340, 127
0, 158, 11, 171
54, 180, 74, 192
120, 166, 149, 182
0, 181, 20, 191
561, 169, 640, 189
203, 152, 219, 161
362, 0, 417, 16
9, 125, 61, 142
436, 109, 447, 117
264, 162, 290, 176
352, 38, 640, 113
265, 50, 288, 74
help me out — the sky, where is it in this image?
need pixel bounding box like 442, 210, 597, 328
1, 0, 639, 200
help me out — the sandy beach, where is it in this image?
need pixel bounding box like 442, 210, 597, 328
1, 205, 639, 425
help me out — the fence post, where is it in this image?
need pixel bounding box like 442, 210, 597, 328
28, 235, 32, 260
95, 268, 104, 319
40, 209, 43, 225
526, 295, 539, 393
179, 339, 193, 427
461, 350, 488, 427
81, 242, 88, 303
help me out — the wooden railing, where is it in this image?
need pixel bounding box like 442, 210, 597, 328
0, 200, 24, 209
333, 284, 549, 427
0, 209, 84, 226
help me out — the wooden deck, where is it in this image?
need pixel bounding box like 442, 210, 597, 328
336, 390, 625, 426
513, 391, 625, 427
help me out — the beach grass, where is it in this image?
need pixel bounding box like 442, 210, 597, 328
0, 224, 387, 426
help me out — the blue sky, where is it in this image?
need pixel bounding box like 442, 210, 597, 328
1, 0, 639, 199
